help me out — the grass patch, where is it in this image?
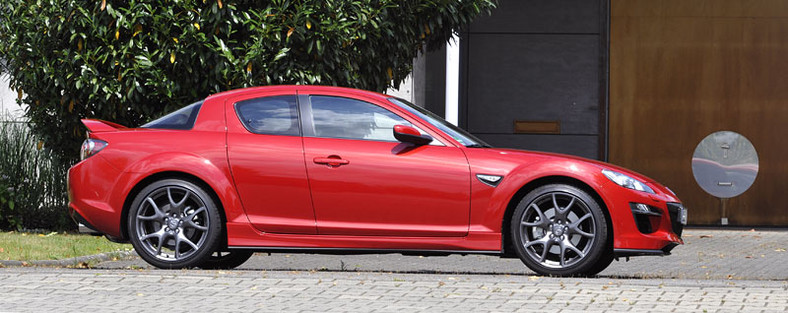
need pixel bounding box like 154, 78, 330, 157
0, 231, 131, 261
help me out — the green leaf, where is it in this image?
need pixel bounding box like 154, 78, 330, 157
135, 55, 153, 67
274, 48, 290, 61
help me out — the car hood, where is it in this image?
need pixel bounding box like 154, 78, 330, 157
479, 147, 659, 184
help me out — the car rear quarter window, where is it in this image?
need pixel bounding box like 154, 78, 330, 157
235, 95, 300, 136
309, 96, 412, 142
141, 101, 203, 130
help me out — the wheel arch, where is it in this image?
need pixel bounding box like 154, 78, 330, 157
500, 175, 613, 258
119, 171, 228, 243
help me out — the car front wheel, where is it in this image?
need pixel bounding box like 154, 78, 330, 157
511, 184, 609, 276
128, 179, 222, 269
199, 250, 255, 269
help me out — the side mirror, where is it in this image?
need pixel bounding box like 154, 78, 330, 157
393, 125, 433, 146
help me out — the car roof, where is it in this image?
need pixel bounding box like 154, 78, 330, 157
207, 85, 391, 102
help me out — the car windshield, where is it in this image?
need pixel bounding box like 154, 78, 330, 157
388, 98, 491, 148
141, 101, 203, 130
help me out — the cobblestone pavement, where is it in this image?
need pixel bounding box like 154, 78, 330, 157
96, 229, 788, 280
1, 267, 787, 312
1, 229, 787, 312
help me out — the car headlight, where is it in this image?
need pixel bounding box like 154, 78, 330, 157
602, 169, 655, 194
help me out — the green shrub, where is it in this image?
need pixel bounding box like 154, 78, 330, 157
0, 120, 72, 231
0, 175, 20, 230
0, 0, 495, 160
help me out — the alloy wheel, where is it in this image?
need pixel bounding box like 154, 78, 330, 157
135, 186, 209, 261
129, 179, 221, 269
512, 184, 607, 276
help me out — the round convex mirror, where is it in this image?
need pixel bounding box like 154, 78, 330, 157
691, 131, 759, 198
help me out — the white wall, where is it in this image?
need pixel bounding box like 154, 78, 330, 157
0, 75, 25, 120
385, 74, 414, 103
444, 34, 459, 126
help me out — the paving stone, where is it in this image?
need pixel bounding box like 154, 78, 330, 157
3, 229, 788, 312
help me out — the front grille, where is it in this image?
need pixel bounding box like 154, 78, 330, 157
667, 203, 685, 237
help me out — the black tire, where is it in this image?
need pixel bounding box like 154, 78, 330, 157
128, 179, 223, 269
199, 250, 255, 269
510, 184, 609, 276
582, 249, 615, 276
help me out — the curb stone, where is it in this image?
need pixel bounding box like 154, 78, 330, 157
0, 250, 137, 268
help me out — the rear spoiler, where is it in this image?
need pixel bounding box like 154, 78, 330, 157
81, 119, 128, 133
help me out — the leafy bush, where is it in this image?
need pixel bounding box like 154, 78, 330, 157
0, 0, 495, 160
0, 175, 19, 230
0, 120, 72, 231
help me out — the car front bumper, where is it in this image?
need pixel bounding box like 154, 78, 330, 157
600, 180, 686, 254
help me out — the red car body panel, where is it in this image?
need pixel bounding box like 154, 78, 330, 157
462, 148, 682, 251
223, 88, 317, 234
68, 85, 683, 256
303, 137, 471, 237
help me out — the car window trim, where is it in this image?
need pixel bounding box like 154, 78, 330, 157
297, 93, 315, 137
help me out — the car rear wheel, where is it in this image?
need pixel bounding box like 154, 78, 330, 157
511, 184, 609, 276
199, 250, 255, 269
128, 179, 222, 269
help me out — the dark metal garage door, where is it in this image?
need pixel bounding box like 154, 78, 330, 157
461, 0, 608, 160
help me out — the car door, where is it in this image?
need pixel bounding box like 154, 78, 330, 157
225, 92, 316, 234
301, 93, 471, 237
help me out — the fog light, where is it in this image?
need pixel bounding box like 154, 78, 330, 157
631, 203, 661, 216
630, 203, 662, 234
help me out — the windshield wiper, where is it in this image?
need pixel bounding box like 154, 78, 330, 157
465, 144, 490, 148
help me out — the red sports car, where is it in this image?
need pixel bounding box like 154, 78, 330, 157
68, 85, 686, 276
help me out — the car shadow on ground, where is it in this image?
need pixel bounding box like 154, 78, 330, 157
87, 229, 788, 281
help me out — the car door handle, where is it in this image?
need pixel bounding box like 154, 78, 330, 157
313, 156, 350, 167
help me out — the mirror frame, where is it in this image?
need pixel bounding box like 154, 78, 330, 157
393, 124, 433, 146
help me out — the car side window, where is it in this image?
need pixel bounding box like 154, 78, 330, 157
309, 96, 414, 142
235, 95, 300, 136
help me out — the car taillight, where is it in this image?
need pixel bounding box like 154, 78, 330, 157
80, 139, 108, 160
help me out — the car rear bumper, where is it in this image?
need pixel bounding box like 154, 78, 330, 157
68, 208, 102, 235
67, 156, 124, 237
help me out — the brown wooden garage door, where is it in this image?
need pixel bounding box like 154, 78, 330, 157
610, 0, 788, 225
